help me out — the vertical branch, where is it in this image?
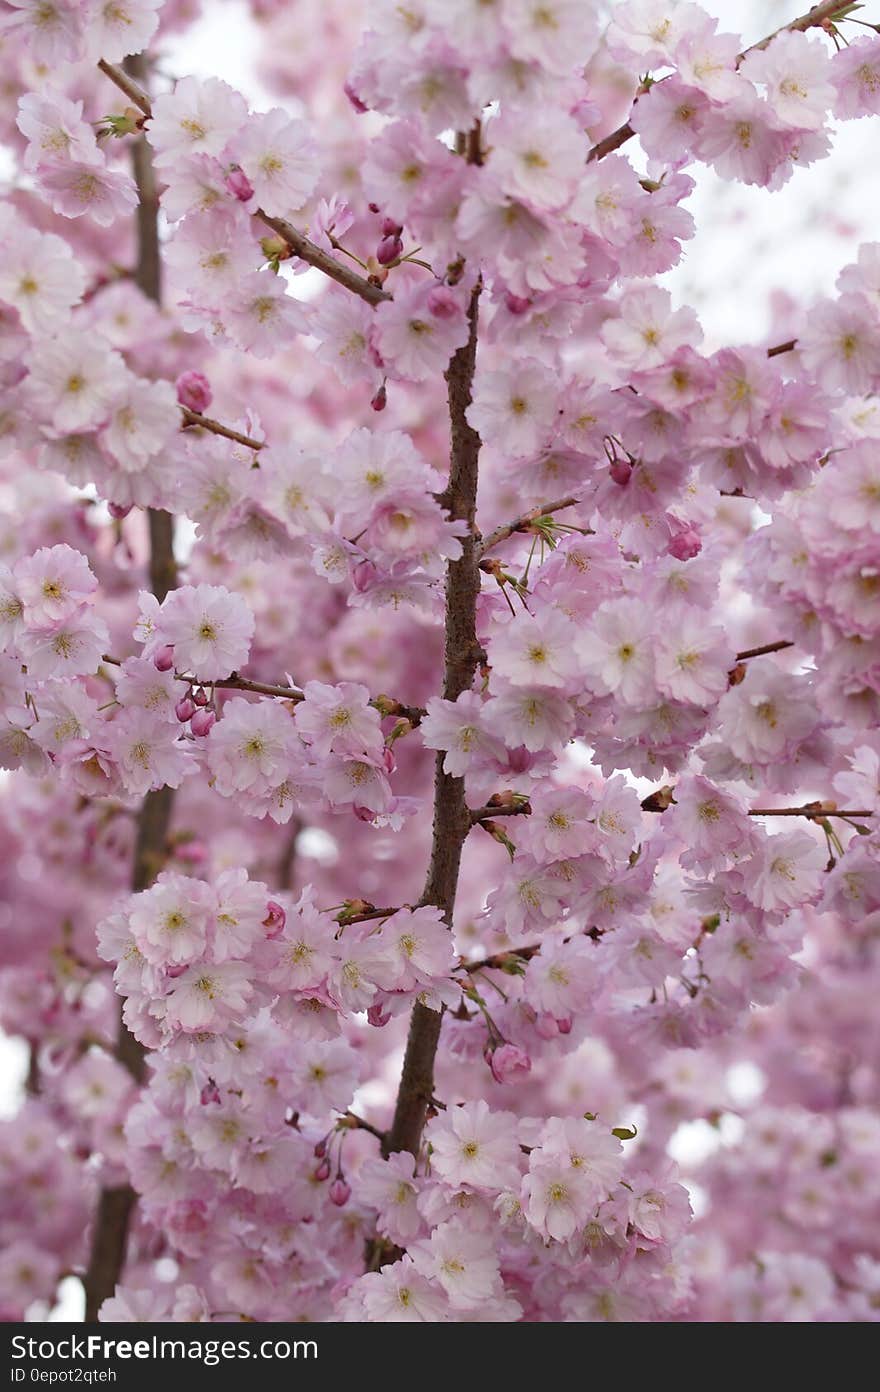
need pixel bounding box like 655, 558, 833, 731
276, 818, 302, 892
125, 52, 177, 610
84, 51, 176, 1323
384, 282, 482, 1159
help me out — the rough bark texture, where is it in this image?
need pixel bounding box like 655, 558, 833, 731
84, 52, 176, 1322
384, 284, 482, 1159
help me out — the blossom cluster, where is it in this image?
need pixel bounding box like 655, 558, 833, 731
0, 0, 879, 1329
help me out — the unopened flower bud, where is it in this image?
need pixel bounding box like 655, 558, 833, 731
175, 840, 208, 865
165, 962, 188, 979
667, 522, 702, 561
262, 901, 286, 938
176, 370, 213, 414
200, 1081, 221, 1106
153, 644, 174, 672
381, 217, 403, 238
376, 235, 403, 266
192, 687, 209, 707
225, 166, 254, 202
260, 235, 289, 263
314, 1139, 327, 1159
370, 385, 387, 413
609, 458, 632, 487
329, 1177, 351, 1207
352, 560, 378, 594
190, 707, 216, 737
175, 696, 196, 723
535, 1012, 560, 1040
344, 82, 368, 113
427, 286, 459, 319
505, 293, 531, 315
556, 1016, 573, 1035
108, 502, 132, 520
486, 1042, 532, 1084
314, 1158, 331, 1182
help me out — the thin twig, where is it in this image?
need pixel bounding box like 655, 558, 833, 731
749, 807, 873, 819
469, 803, 532, 824
97, 60, 391, 308
101, 656, 425, 726
180, 407, 265, 451
736, 640, 795, 661
258, 212, 391, 306
477, 495, 584, 559
343, 1111, 386, 1142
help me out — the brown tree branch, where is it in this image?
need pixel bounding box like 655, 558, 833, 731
641, 786, 873, 821
736, 640, 795, 660
749, 806, 873, 820
179, 407, 265, 450
256, 212, 391, 306
469, 802, 532, 824
384, 281, 483, 1162
477, 495, 585, 559
588, 2, 856, 164
84, 52, 176, 1325
97, 61, 390, 307
97, 57, 151, 116
101, 655, 426, 726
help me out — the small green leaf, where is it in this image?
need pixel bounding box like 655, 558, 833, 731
612, 1125, 638, 1142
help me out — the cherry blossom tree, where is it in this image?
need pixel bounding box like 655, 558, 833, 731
0, 0, 879, 1325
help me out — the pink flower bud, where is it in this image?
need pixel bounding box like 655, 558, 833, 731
176, 371, 213, 414
174, 1200, 209, 1235
367, 1002, 392, 1028
263, 901, 286, 938
175, 696, 196, 723
165, 963, 189, 979
190, 707, 216, 737
376, 235, 403, 266
176, 840, 208, 865
610, 458, 633, 487
329, 1177, 351, 1207
191, 687, 209, 707
314, 1158, 331, 1182
153, 644, 175, 672
427, 286, 459, 319
556, 1016, 573, 1035
381, 217, 403, 238
200, 1081, 221, 1106
505, 293, 531, 315
368, 202, 381, 214
370, 385, 387, 413
667, 522, 702, 561
535, 1012, 560, 1040
507, 747, 538, 775
108, 502, 133, 520
344, 82, 368, 114
352, 559, 379, 593
486, 1043, 532, 1084
314, 1139, 327, 1159
225, 166, 254, 202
